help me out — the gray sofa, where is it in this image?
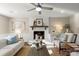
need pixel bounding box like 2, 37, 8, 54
0, 34, 24, 56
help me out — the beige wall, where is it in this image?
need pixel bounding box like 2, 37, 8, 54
0, 15, 10, 34
9, 18, 29, 33
49, 17, 70, 33
70, 13, 79, 33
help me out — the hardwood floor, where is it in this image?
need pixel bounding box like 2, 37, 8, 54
52, 47, 70, 56
15, 44, 49, 56
15, 45, 31, 56
15, 43, 70, 56
52, 47, 60, 56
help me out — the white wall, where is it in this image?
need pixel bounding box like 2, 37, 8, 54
9, 16, 50, 42
0, 15, 10, 34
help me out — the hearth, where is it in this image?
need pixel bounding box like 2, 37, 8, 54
34, 31, 45, 39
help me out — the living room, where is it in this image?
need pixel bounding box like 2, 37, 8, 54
0, 3, 79, 56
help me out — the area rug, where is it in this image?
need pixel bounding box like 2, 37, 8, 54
27, 45, 50, 56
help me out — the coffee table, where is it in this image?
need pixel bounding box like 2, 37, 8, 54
65, 43, 79, 52
28, 45, 50, 56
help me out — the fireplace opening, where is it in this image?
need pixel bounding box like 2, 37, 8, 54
34, 31, 45, 39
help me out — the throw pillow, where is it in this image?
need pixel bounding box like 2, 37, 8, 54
7, 36, 17, 44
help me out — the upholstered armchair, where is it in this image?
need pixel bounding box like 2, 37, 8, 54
59, 33, 77, 55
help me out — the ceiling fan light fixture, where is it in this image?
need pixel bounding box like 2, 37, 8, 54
36, 7, 41, 11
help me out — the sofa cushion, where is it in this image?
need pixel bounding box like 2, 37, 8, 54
0, 45, 14, 56
0, 39, 7, 49
0, 40, 24, 56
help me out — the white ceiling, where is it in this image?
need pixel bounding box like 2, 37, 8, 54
47, 3, 79, 12
0, 3, 78, 18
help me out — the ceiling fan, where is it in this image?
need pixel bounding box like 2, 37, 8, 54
27, 3, 53, 14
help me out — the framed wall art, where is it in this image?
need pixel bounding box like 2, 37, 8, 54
36, 18, 43, 26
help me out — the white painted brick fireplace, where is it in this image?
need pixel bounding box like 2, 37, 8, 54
32, 27, 49, 40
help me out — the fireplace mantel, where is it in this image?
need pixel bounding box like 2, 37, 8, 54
30, 26, 48, 30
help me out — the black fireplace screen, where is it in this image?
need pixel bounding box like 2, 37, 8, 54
34, 31, 44, 39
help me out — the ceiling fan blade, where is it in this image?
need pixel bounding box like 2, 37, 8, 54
27, 8, 36, 11
31, 3, 37, 7
42, 7, 53, 10
37, 3, 42, 7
